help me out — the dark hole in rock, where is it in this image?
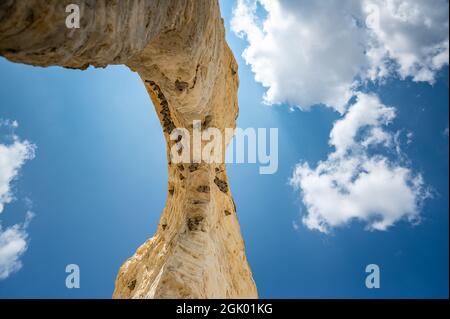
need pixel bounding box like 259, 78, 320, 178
202, 115, 212, 128
214, 177, 228, 193
127, 279, 137, 290
189, 163, 199, 172
164, 122, 175, 134
190, 64, 200, 89
175, 79, 188, 91
224, 210, 232, 216
160, 100, 169, 108
4, 48, 17, 54
187, 216, 204, 231
197, 185, 210, 193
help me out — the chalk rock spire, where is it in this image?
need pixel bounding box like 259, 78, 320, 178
0, 0, 257, 298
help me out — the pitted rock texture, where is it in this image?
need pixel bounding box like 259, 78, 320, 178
0, 0, 257, 298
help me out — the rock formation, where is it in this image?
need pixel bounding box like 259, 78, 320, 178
0, 0, 257, 298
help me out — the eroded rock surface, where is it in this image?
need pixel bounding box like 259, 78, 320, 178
0, 0, 257, 298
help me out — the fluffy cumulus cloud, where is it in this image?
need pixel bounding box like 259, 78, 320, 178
364, 0, 449, 83
290, 93, 429, 233
232, 0, 445, 232
231, 0, 449, 112
0, 138, 35, 213
0, 120, 35, 279
0, 211, 34, 279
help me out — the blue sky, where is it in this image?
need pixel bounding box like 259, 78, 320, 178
0, 0, 448, 298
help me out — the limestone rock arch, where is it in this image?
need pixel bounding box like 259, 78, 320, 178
0, 0, 257, 298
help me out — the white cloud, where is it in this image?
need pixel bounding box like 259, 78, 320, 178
0, 211, 34, 280
231, 0, 365, 112
330, 93, 396, 156
231, 0, 449, 111
231, 0, 441, 233
0, 138, 35, 214
364, 0, 449, 83
290, 93, 429, 233
0, 120, 35, 279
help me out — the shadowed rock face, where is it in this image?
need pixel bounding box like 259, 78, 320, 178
0, 0, 257, 298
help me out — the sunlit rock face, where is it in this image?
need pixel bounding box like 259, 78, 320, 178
0, 0, 257, 298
